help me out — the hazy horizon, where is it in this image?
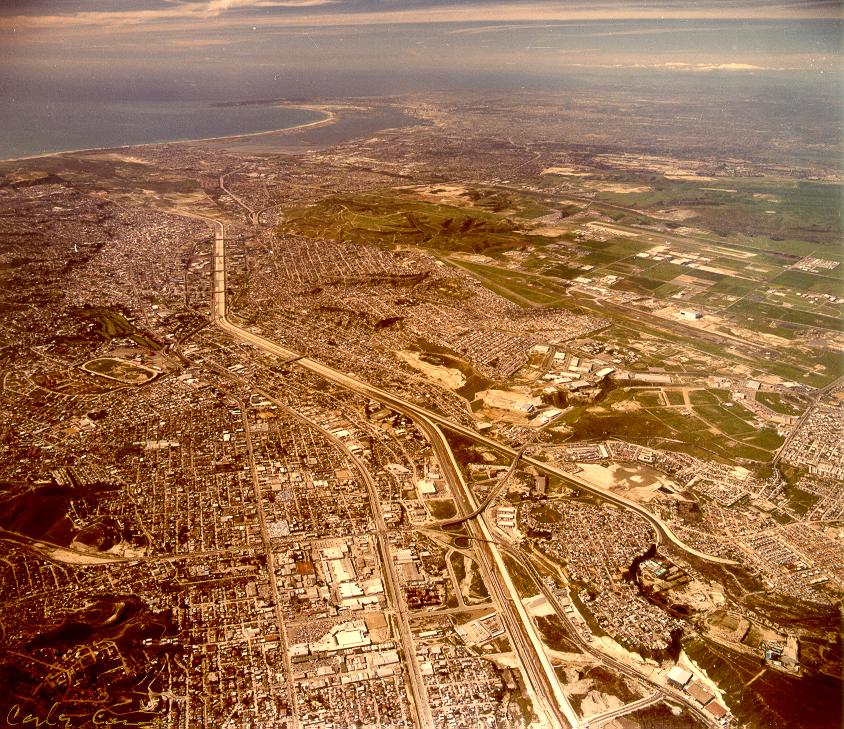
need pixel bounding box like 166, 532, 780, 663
1, 1, 840, 103
1, 1, 840, 160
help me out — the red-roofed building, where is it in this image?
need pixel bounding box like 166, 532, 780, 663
704, 701, 729, 722
687, 680, 715, 707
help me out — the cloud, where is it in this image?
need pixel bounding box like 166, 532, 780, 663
693, 62, 775, 71
447, 22, 760, 39
447, 23, 575, 36
165, 36, 238, 47
186, 0, 339, 19
2, 0, 840, 33
570, 61, 790, 72
2, 0, 340, 29
1, 0, 837, 79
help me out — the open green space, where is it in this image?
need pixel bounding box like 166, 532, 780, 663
593, 175, 842, 250
536, 615, 582, 654
755, 391, 806, 416
3, 154, 202, 198
469, 567, 490, 601
528, 504, 566, 525
665, 390, 687, 406
278, 188, 552, 254
650, 407, 710, 433
741, 429, 785, 450
452, 259, 567, 306
693, 403, 756, 435
640, 261, 690, 281
561, 387, 781, 464
578, 236, 654, 262
427, 499, 457, 519
461, 187, 553, 218
449, 552, 466, 585
412, 337, 494, 401
633, 389, 664, 407
684, 635, 842, 729
771, 269, 842, 297
728, 298, 844, 333
502, 555, 540, 599
75, 306, 160, 350
781, 484, 821, 516
81, 357, 158, 385
449, 248, 839, 387
688, 389, 728, 406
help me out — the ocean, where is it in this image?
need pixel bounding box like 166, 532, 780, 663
0, 99, 324, 160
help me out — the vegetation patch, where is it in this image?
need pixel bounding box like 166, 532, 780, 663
535, 615, 581, 654
75, 306, 160, 350
755, 391, 806, 416
684, 635, 842, 729
279, 188, 551, 254
502, 555, 539, 599
560, 388, 781, 463
665, 390, 686, 406
427, 499, 457, 519
81, 357, 159, 385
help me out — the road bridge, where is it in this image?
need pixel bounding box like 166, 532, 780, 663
203, 215, 737, 726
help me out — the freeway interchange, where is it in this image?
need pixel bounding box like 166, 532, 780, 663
207, 217, 720, 728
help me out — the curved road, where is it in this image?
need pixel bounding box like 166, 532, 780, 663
502, 542, 716, 728
432, 444, 527, 529
214, 249, 735, 567
207, 217, 576, 726
205, 217, 735, 726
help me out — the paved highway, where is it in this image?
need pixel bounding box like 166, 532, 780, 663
432, 443, 527, 529
219, 173, 260, 224
502, 543, 717, 728
255, 390, 435, 729
425, 420, 579, 728
208, 214, 734, 565
581, 693, 661, 728
208, 219, 578, 726
207, 218, 732, 726
215, 312, 735, 565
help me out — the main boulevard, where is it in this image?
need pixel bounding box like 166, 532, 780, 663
209, 217, 575, 727
206, 217, 724, 727
209, 217, 736, 567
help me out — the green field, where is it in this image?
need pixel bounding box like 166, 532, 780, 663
449, 552, 466, 585
690, 388, 743, 407
452, 259, 568, 306
278, 188, 552, 254
81, 357, 158, 384
684, 634, 843, 729
633, 389, 664, 407
665, 390, 687, 406
728, 299, 844, 333
594, 175, 843, 249
561, 388, 782, 464
771, 269, 842, 297
502, 554, 540, 599
76, 306, 160, 350
427, 499, 457, 519
755, 391, 806, 416
441, 243, 839, 387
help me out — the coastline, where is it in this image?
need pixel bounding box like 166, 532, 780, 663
0, 104, 336, 164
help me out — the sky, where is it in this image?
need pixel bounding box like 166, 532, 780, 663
0, 1, 841, 100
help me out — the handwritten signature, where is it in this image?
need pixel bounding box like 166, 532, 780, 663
6, 703, 156, 728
